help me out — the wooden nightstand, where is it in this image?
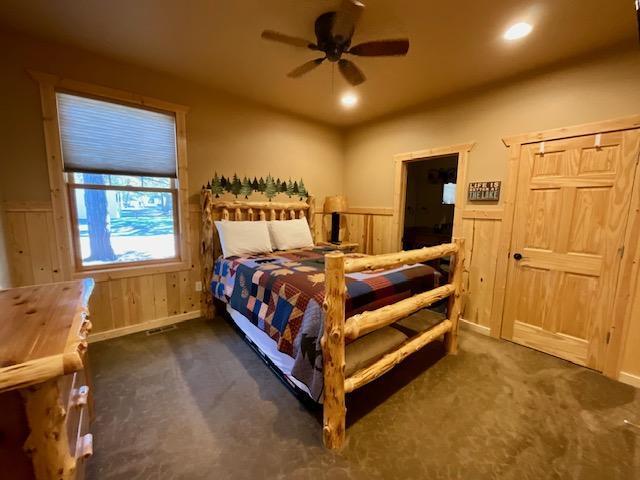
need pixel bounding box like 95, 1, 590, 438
318, 242, 359, 253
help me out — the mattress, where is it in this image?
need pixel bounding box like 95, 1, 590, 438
226, 304, 313, 397
212, 245, 442, 401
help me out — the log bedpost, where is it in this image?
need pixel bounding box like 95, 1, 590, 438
445, 237, 465, 354
200, 188, 215, 320
307, 196, 316, 239
322, 252, 347, 450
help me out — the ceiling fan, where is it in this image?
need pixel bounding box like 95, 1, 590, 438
261, 0, 409, 86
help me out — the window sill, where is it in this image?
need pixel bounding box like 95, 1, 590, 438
72, 260, 191, 282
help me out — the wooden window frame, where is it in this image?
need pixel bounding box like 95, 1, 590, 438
31, 71, 191, 280
66, 176, 181, 272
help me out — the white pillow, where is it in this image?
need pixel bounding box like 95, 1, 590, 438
268, 218, 314, 251
214, 221, 273, 258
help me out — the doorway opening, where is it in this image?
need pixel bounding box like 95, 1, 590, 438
402, 154, 458, 245
392, 143, 471, 275
401, 154, 458, 277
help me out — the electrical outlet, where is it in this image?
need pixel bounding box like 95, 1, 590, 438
195, 281, 202, 292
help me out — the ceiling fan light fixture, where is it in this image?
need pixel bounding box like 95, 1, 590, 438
503, 22, 533, 41
340, 92, 358, 108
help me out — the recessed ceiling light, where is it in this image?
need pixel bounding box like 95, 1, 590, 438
340, 92, 358, 108
503, 22, 533, 41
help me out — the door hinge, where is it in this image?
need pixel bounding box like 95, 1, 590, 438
618, 245, 625, 258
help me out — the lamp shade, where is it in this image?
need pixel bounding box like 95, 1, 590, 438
324, 195, 348, 213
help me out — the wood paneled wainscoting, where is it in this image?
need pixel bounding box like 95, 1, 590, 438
3, 201, 203, 342
315, 208, 504, 335
459, 210, 503, 336
313, 208, 395, 255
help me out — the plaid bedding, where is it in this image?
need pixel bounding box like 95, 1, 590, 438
211, 246, 440, 401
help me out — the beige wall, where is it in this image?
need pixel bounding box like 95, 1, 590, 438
343, 48, 640, 207
0, 29, 343, 337
0, 29, 344, 204
342, 47, 640, 380
2, 28, 640, 381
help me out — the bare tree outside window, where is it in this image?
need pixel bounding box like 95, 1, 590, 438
82, 173, 117, 262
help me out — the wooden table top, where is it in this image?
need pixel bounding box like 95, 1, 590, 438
0, 278, 94, 392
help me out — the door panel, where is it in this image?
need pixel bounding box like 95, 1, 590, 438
502, 129, 640, 371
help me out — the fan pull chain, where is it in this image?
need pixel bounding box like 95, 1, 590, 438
331, 62, 335, 96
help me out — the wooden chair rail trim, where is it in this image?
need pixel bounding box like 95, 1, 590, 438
343, 207, 394, 216
344, 242, 458, 273
344, 319, 453, 393
344, 283, 456, 340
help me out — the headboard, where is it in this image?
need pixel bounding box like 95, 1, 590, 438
200, 188, 315, 319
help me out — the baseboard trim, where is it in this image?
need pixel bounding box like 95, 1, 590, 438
89, 311, 201, 343
460, 318, 491, 336
618, 371, 640, 389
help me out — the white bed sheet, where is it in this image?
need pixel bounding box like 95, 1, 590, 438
226, 304, 313, 398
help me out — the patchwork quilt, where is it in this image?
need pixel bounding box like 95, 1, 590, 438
211, 246, 440, 401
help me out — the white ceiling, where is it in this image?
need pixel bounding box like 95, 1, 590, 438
0, 0, 636, 126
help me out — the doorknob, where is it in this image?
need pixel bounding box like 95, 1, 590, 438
513, 253, 523, 261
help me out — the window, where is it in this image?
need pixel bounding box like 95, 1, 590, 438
53, 90, 186, 271
68, 173, 177, 267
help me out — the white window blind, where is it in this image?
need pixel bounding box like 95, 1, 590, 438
56, 92, 178, 178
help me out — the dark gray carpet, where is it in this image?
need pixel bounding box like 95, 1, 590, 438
87, 318, 640, 480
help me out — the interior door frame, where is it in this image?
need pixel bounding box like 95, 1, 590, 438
492, 114, 640, 379
391, 142, 475, 252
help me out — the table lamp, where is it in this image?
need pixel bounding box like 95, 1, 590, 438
324, 195, 347, 244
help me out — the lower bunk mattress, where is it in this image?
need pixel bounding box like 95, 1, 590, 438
212, 246, 444, 401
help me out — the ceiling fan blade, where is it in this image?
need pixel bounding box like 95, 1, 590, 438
338, 59, 366, 86
261, 30, 317, 49
349, 39, 410, 56
332, 0, 365, 43
287, 58, 325, 78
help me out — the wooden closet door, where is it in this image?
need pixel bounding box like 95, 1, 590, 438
502, 129, 640, 371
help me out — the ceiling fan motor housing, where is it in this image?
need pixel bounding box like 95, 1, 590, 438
315, 12, 352, 62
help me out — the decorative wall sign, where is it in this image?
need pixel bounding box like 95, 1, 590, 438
468, 181, 501, 201
203, 173, 309, 201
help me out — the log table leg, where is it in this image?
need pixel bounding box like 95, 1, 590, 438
22, 380, 77, 480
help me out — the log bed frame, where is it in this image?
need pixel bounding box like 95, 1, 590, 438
200, 189, 465, 449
